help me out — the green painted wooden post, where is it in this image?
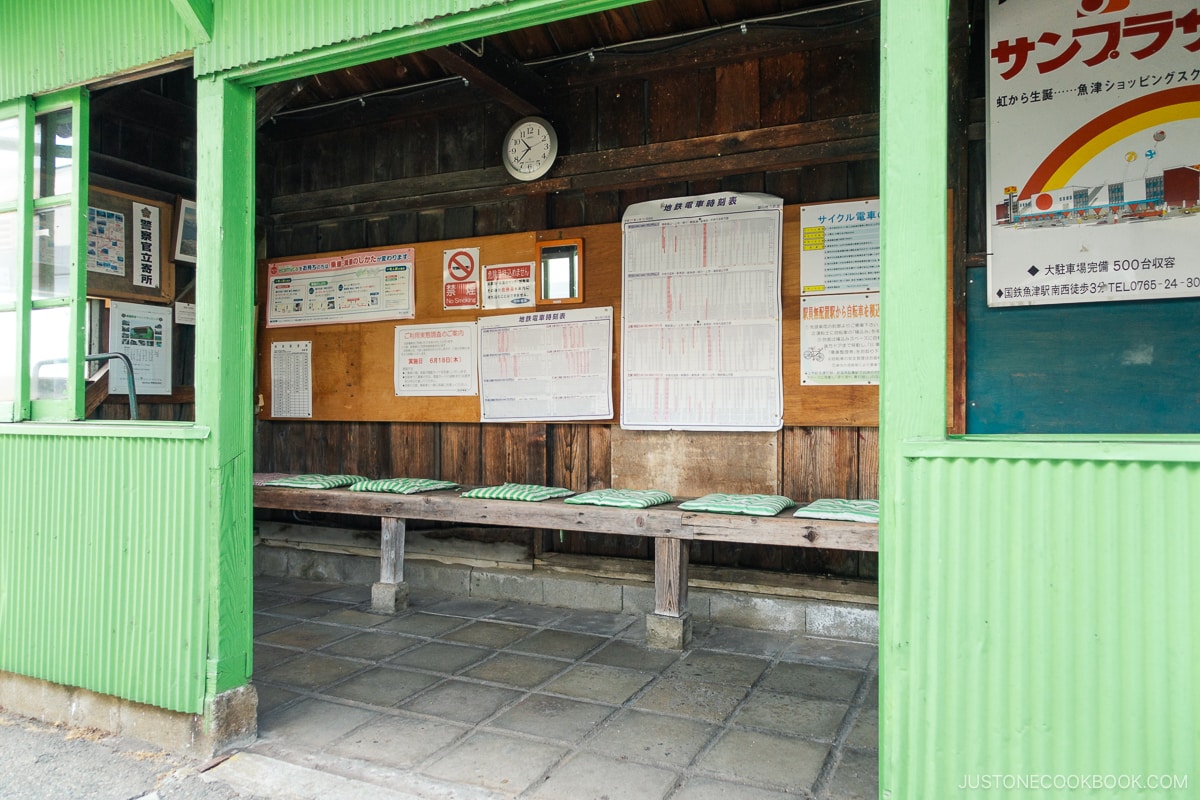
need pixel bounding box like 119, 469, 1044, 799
195, 74, 255, 697
879, 0, 948, 796
66, 90, 89, 422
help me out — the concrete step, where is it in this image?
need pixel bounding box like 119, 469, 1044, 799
203, 750, 504, 800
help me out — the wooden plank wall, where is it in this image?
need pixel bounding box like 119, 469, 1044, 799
255, 13, 882, 579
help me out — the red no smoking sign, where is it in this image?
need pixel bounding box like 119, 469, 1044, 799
447, 249, 475, 281
443, 247, 480, 309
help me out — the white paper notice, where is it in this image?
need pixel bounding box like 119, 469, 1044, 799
108, 300, 173, 396
479, 307, 613, 422
621, 192, 783, 431
800, 199, 879, 295
394, 323, 478, 396
482, 261, 536, 309
799, 198, 881, 385
266, 248, 415, 327
271, 341, 313, 418
174, 302, 196, 325
130, 202, 160, 290
800, 293, 880, 385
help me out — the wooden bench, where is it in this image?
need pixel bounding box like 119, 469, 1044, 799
252, 474, 879, 648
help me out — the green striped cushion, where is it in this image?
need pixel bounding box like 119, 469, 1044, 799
262, 474, 366, 489
564, 488, 673, 509
678, 493, 795, 516
350, 478, 459, 494
461, 483, 575, 502
793, 498, 879, 523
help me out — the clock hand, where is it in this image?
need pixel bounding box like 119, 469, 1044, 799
514, 139, 532, 162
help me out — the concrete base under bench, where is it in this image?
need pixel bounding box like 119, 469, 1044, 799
254, 539, 879, 645
646, 611, 694, 649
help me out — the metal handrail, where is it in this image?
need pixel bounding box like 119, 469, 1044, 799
31, 352, 139, 420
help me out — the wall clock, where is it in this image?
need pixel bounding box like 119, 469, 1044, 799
501, 116, 558, 181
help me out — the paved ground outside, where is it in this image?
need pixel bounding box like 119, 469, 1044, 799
0, 576, 878, 799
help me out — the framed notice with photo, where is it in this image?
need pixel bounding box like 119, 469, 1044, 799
173, 198, 197, 264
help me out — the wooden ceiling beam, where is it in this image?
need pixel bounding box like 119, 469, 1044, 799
270, 136, 876, 226
256, 79, 313, 129
545, 9, 879, 87
90, 154, 196, 198
269, 114, 879, 225
426, 40, 549, 117
92, 88, 195, 138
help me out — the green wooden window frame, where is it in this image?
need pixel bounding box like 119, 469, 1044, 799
0, 97, 31, 422
0, 88, 88, 422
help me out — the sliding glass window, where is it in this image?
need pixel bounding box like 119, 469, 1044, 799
0, 89, 88, 422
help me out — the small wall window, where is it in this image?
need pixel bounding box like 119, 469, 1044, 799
535, 238, 583, 305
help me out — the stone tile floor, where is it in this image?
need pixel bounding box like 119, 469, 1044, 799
249, 576, 879, 800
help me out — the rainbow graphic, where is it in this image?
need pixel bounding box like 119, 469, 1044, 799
1018, 85, 1200, 200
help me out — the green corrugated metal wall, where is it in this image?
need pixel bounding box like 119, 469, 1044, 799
0, 0, 195, 101
0, 0, 213, 717
0, 0, 647, 95
0, 432, 210, 713
887, 447, 1198, 797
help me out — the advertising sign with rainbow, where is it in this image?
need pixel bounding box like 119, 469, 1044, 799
987, 0, 1200, 306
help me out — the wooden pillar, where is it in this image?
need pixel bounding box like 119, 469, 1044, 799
647, 537, 692, 649
372, 516, 409, 613
654, 537, 688, 616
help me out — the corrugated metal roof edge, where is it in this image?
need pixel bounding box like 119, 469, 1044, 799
191, 0, 645, 83
0, 0, 198, 102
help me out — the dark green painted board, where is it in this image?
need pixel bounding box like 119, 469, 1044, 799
966, 267, 1200, 434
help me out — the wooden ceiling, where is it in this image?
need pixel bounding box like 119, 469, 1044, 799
256, 0, 877, 133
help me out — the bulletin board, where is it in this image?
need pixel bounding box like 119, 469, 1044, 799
256, 205, 878, 426
966, 275, 1200, 434
258, 232, 544, 422
85, 187, 176, 304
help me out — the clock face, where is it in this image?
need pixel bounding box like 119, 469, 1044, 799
502, 117, 558, 181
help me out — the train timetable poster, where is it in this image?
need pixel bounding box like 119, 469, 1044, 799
478, 307, 613, 423
620, 192, 783, 431
987, 0, 1200, 307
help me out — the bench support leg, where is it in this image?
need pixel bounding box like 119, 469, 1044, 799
372, 517, 409, 614
647, 538, 691, 650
